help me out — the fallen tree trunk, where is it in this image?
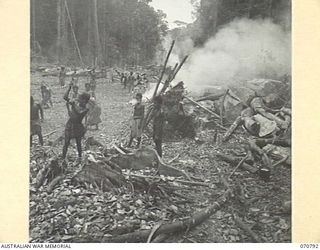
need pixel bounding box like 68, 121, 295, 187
102, 189, 231, 243
220, 89, 229, 126
72, 161, 126, 191
254, 138, 291, 147
185, 96, 221, 119
109, 146, 191, 180
128, 174, 212, 187
216, 153, 258, 174
241, 107, 260, 136
222, 116, 242, 142
196, 93, 225, 102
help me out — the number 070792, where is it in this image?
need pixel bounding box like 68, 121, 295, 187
300, 244, 319, 248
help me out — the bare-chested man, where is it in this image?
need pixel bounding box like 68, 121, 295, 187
30, 96, 44, 146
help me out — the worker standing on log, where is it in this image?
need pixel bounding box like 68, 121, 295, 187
59, 66, 66, 87
62, 82, 90, 162
30, 96, 44, 147
127, 93, 145, 148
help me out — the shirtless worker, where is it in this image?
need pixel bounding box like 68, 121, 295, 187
127, 72, 135, 93
59, 66, 66, 87
145, 95, 165, 157
40, 82, 53, 108
62, 82, 90, 161
127, 93, 145, 148
30, 96, 44, 146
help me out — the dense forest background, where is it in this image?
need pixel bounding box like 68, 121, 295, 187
31, 0, 291, 67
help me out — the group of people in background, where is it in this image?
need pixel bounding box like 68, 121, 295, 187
31, 65, 164, 162
120, 71, 149, 95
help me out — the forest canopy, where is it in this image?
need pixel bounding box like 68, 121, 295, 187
31, 0, 169, 67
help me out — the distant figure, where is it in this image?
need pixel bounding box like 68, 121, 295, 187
127, 72, 135, 93
72, 82, 79, 100
123, 73, 128, 89
85, 98, 102, 130
30, 96, 44, 146
62, 82, 90, 161
142, 75, 149, 89
89, 69, 96, 91
133, 78, 146, 96
128, 93, 145, 148
120, 72, 126, 84
41, 83, 53, 108
146, 95, 165, 157
85, 82, 91, 92
110, 69, 114, 83
59, 66, 66, 87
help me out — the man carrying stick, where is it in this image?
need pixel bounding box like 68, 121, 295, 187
62, 82, 90, 161
145, 95, 165, 157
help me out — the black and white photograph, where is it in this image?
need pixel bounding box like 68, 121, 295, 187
30, 0, 291, 243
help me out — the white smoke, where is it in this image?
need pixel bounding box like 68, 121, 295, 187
173, 18, 291, 94
158, 33, 195, 66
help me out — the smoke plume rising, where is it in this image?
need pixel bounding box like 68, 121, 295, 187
171, 18, 291, 94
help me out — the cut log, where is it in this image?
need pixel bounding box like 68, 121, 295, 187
250, 97, 288, 129
280, 107, 292, 116
253, 114, 278, 137
196, 93, 225, 102
216, 153, 258, 173
72, 161, 125, 191
184, 96, 221, 119
254, 138, 291, 147
219, 89, 229, 126
222, 116, 243, 142
109, 146, 191, 180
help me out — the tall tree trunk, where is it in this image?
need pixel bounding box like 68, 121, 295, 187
268, 0, 274, 18
57, 0, 62, 63
61, 0, 67, 63
31, 0, 36, 52
92, 0, 102, 67
101, 0, 108, 67
211, 0, 219, 37
247, 0, 254, 18
88, 3, 93, 65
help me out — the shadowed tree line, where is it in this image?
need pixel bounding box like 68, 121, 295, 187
31, 0, 168, 67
